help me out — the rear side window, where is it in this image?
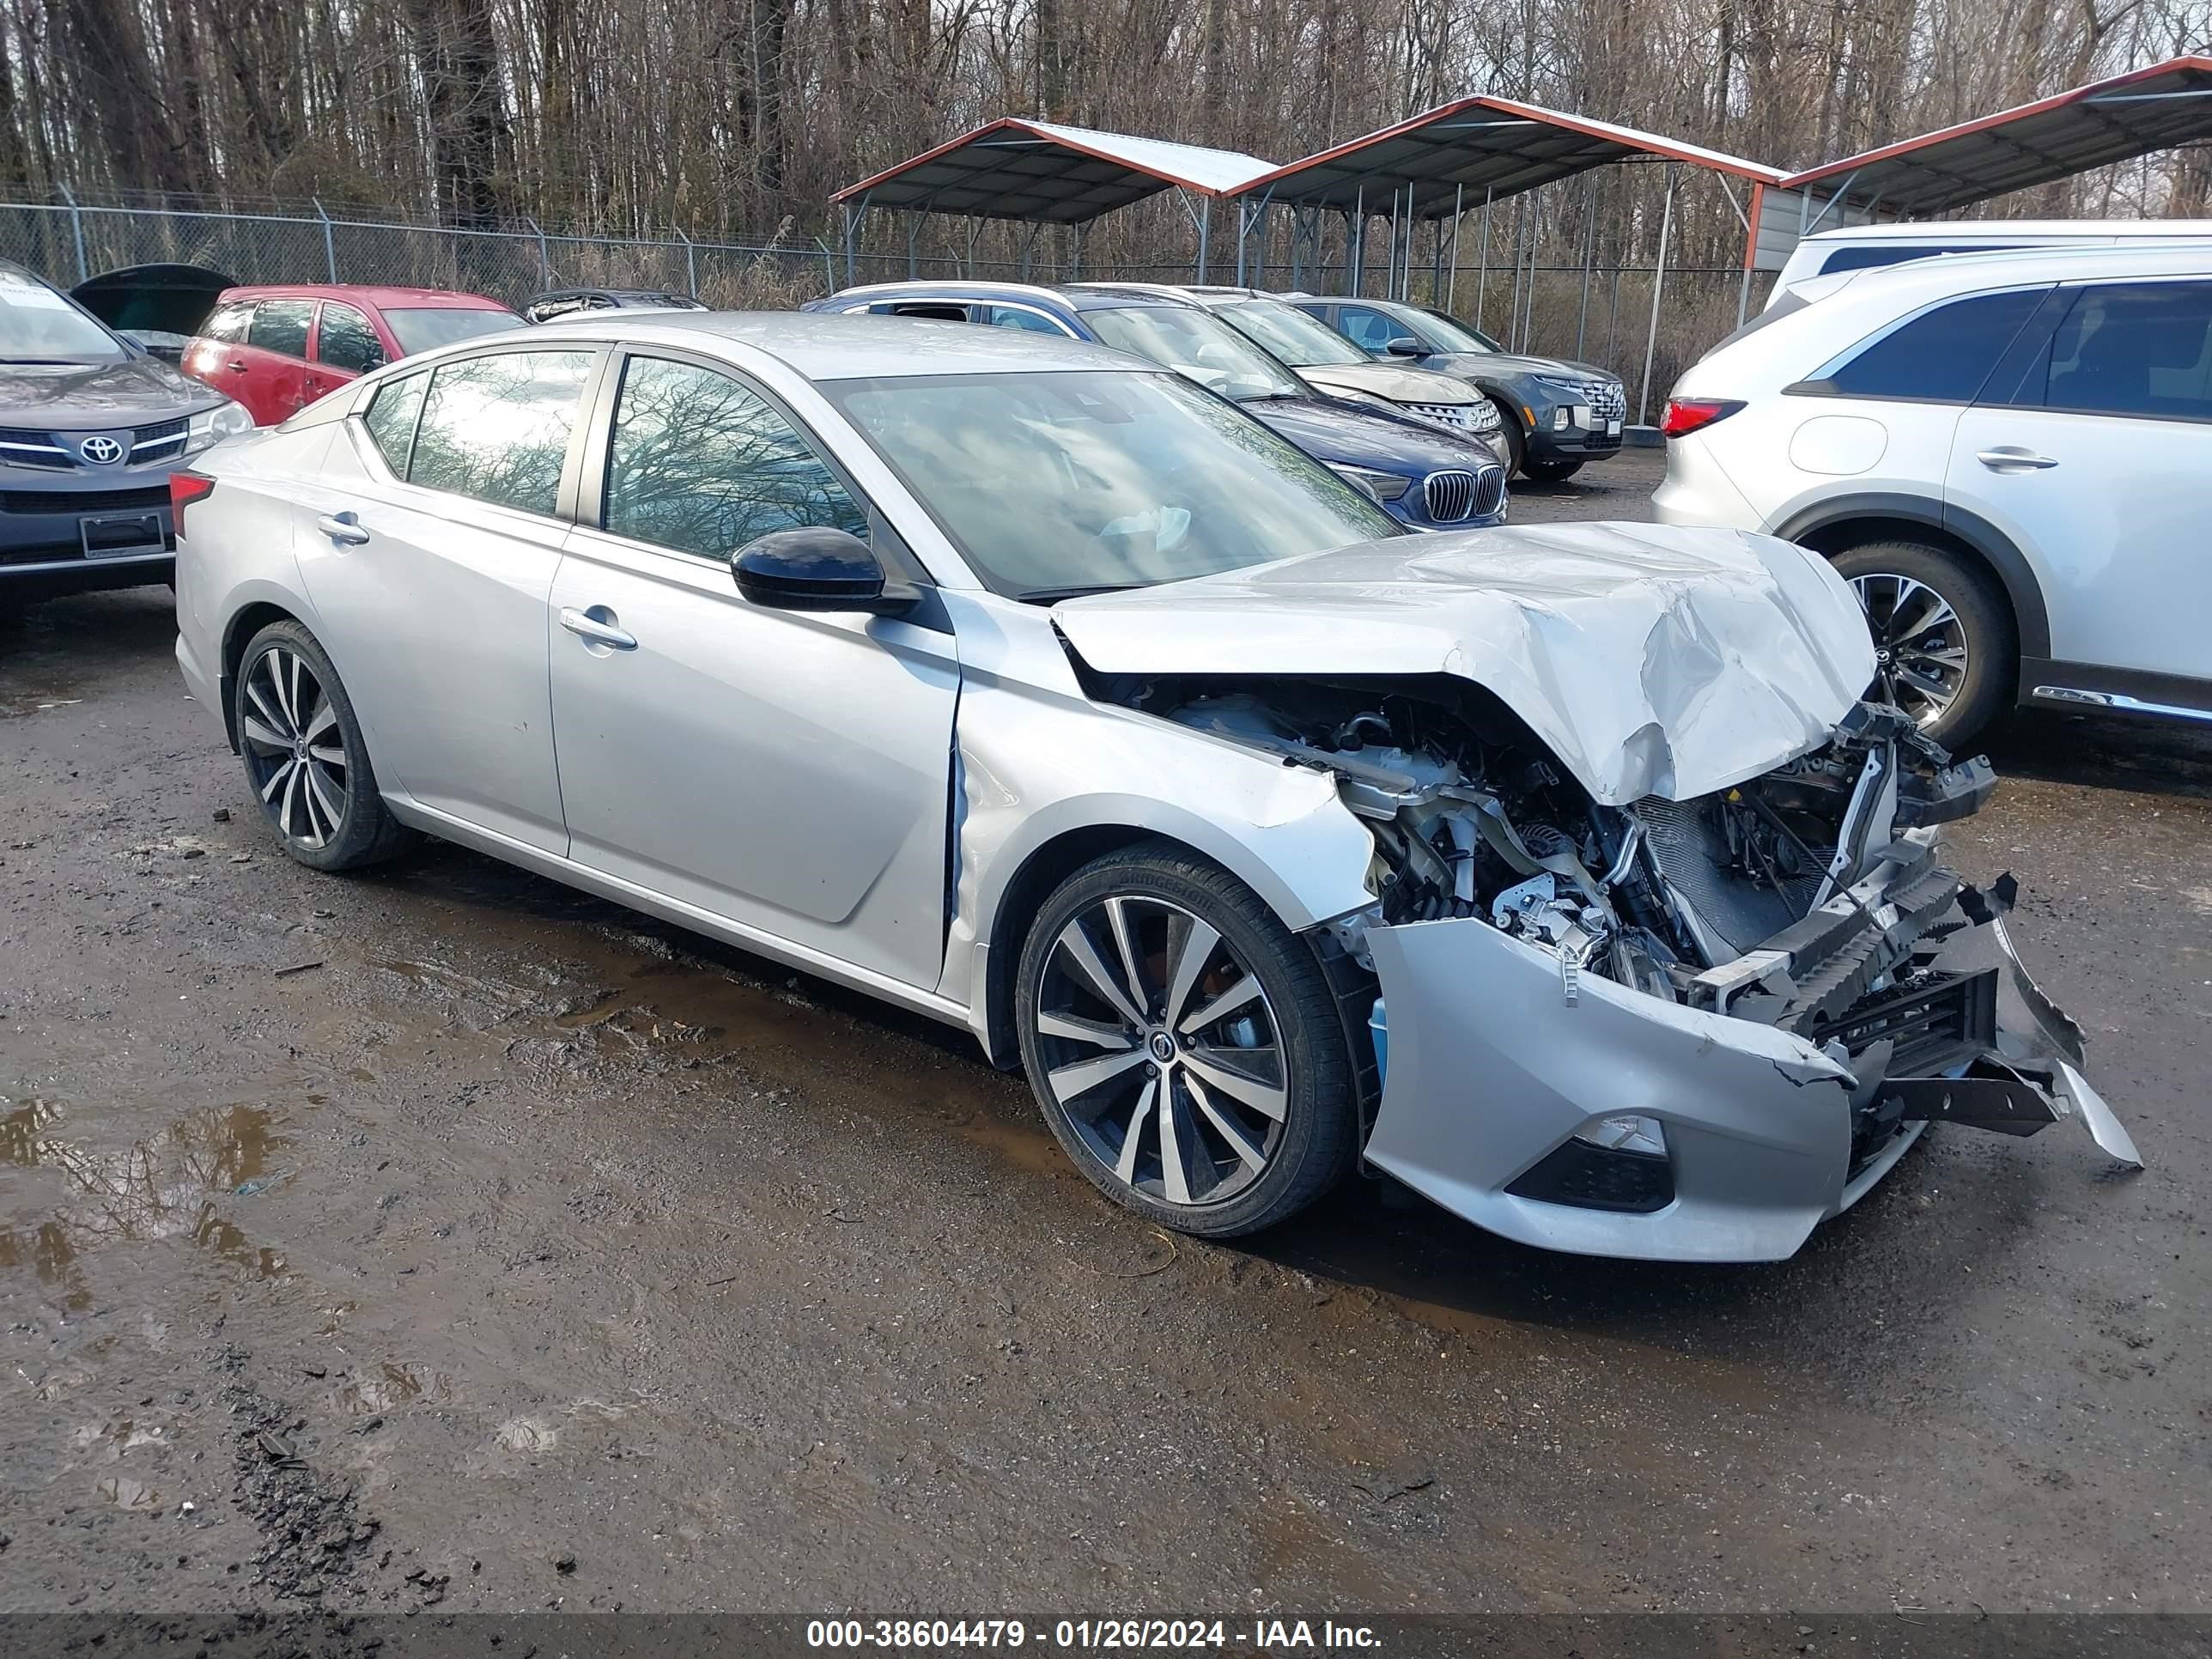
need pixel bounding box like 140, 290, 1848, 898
1815, 289, 2045, 404
601, 355, 868, 560
200, 303, 252, 343
408, 349, 597, 514
316, 303, 386, 374
247, 300, 314, 359
2031, 282, 2212, 422
362, 372, 427, 475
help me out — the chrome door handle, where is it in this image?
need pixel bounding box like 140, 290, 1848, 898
315, 511, 370, 545
225, 361, 249, 373
559, 605, 637, 651
1977, 447, 2059, 471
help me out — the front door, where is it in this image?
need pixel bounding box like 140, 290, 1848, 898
548, 349, 958, 990
1946, 277, 2212, 686
289, 344, 601, 853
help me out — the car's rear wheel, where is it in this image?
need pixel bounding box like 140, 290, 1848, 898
234, 621, 415, 872
1828, 540, 2013, 751
1520, 456, 1584, 483
1014, 847, 1357, 1238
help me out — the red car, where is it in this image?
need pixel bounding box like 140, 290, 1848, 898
180, 284, 525, 426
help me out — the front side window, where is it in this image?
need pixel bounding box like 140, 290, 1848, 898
826, 368, 1396, 599
2033, 282, 2212, 422
603, 355, 868, 561
408, 349, 596, 514
362, 372, 428, 475
247, 300, 314, 359
198, 302, 254, 345
1081, 306, 1304, 402
986, 305, 1069, 336
1336, 305, 1419, 355
1818, 288, 2046, 404
316, 303, 386, 374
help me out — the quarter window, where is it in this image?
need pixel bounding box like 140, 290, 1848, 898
2033, 283, 2212, 422
362, 372, 428, 476
408, 349, 596, 514
1820, 289, 2045, 403
316, 303, 386, 374
246, 300, 314, 359
601, 355, 869, 561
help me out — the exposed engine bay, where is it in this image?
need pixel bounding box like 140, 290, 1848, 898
1100, 671, 2138, 1183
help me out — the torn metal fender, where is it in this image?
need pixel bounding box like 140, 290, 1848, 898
1364, 915, 1866, 1263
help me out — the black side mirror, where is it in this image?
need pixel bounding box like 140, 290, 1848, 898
732, 526, 916, 615
1383, 336, 1425, 358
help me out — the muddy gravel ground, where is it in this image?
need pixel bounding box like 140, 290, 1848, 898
2, 452, 2208, 1621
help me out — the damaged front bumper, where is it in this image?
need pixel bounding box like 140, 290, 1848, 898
1362, 847, 2139, 1263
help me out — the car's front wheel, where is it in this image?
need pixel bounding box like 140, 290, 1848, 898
234, 620, 415, 872
1520, 455, 1584, 483
1828, 540, 2013, 750
1014, 847, 1358, 1237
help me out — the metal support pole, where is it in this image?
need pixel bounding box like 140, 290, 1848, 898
1196, 198, 1209, 283
58, 184, 89, 283
1521, 186, 1540, 351
964, 217, 981, 279
525, 216, 550, 288
1070, 222, 1082, 282
1637, 166, 1678, 428
1445, 182, 1464, 314
1019, 220, 1044, 281
1475, 189, 1492, 329
1506, 198, 1527, 351
907, 212, 921, 279
679, 225, 700, 295
1575, 174, 1596, 359
1430, 210, 1444, 307
313, 198, 338, 282
1351, 188, 1364, 297
838, 205, 855, 288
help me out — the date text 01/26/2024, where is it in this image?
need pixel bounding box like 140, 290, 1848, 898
805, 1620, 1383, 1650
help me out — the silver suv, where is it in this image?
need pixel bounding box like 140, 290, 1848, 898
2, 260, 250, 600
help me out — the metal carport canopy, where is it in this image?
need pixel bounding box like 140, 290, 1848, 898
832, 118, 1279, 223
1778, 55, 2212, 216
1234, 96, 1784, 215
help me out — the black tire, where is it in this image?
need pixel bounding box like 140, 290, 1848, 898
1520, 455, 1584, 483
1826, 540, 2014, 752
1487, 397, 1528, 477
234, 620, 416, 872
1014, 844, 1358, 1238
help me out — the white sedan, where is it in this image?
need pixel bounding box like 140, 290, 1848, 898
170, 312, 2136, 1261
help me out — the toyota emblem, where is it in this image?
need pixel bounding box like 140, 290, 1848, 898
77, 434, 125, 465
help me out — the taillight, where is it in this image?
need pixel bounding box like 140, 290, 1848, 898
1659, 398, 1744, 439
169, 471, 216, 536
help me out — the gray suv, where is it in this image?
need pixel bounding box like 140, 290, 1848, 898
2, 260, 251, 600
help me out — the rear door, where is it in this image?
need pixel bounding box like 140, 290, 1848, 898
547, 347, 958, 989
305, 300, 388, 409
1947, 278, 2212, 687
289, 344, 601, 853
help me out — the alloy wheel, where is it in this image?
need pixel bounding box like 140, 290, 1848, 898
1031, 896, 1289, 1209
240, 645, 350, 848
1850, 572, 1969, 730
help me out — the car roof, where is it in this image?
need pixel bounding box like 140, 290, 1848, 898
1801, 218, 2212, 244
1814, 238, 2212, 301
519, 308, 1151, 378
826, 279, 1195, 314
216, 283, 513, 309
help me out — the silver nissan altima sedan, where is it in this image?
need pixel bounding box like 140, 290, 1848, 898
171, 312, 2138, 1261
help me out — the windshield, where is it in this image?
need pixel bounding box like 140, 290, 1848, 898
0, 269, 127, 363
1082, 305, 1305, 401
1212, 299, 1371, 367
1410, 307, 1505, 355
385, 307, 526, 356
825, 369, 1397, 599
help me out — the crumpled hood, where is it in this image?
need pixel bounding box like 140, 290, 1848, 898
0, 352, 224, 422
1053, 521, 1878, 805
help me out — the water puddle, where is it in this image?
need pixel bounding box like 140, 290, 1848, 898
0, 1096, 292, 1309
